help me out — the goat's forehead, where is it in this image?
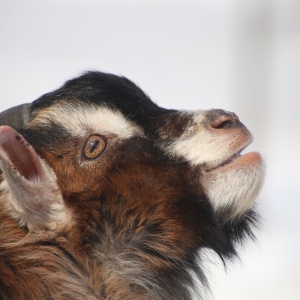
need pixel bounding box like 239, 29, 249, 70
29, 100, 208, 143
30, 103, 143, 138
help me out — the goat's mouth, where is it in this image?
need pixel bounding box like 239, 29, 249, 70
205, 151, 262, 174
203, 139, 262, 175
205, 151, 242, 172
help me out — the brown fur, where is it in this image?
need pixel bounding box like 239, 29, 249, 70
0, 152, 207, 299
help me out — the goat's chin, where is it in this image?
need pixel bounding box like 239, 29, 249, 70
203, 152, 265, 220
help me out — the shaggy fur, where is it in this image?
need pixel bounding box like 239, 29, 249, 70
0, 71, 264, 299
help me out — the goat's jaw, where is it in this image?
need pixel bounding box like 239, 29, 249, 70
203, 150, 264, 220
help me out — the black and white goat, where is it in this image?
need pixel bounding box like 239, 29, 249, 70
0, 71, 264, 299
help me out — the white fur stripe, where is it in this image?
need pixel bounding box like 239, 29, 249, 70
32, 103, 143, 139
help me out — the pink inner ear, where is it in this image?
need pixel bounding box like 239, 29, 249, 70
0, 126, 44, 180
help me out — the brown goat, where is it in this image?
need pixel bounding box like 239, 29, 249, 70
0, 71, 264, 299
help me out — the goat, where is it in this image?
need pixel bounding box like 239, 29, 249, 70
0, 71, 264, 299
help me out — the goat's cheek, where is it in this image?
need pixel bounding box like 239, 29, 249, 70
39, 153, 88, 194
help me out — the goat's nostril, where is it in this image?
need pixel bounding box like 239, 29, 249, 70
213, 119, 233, 129
208, 109, 240, 129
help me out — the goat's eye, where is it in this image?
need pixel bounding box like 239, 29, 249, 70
83, 135, 106, 159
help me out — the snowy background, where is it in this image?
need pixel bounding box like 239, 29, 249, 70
1, 0, 299, 299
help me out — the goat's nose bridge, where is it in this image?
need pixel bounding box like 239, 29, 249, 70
206, 109, 240, 129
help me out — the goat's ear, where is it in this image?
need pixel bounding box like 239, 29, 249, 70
0, 126, 71, 231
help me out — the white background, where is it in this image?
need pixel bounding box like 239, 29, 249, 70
1, 0, 299, 299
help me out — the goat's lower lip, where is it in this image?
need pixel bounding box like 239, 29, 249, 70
205, 152, 262, 174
